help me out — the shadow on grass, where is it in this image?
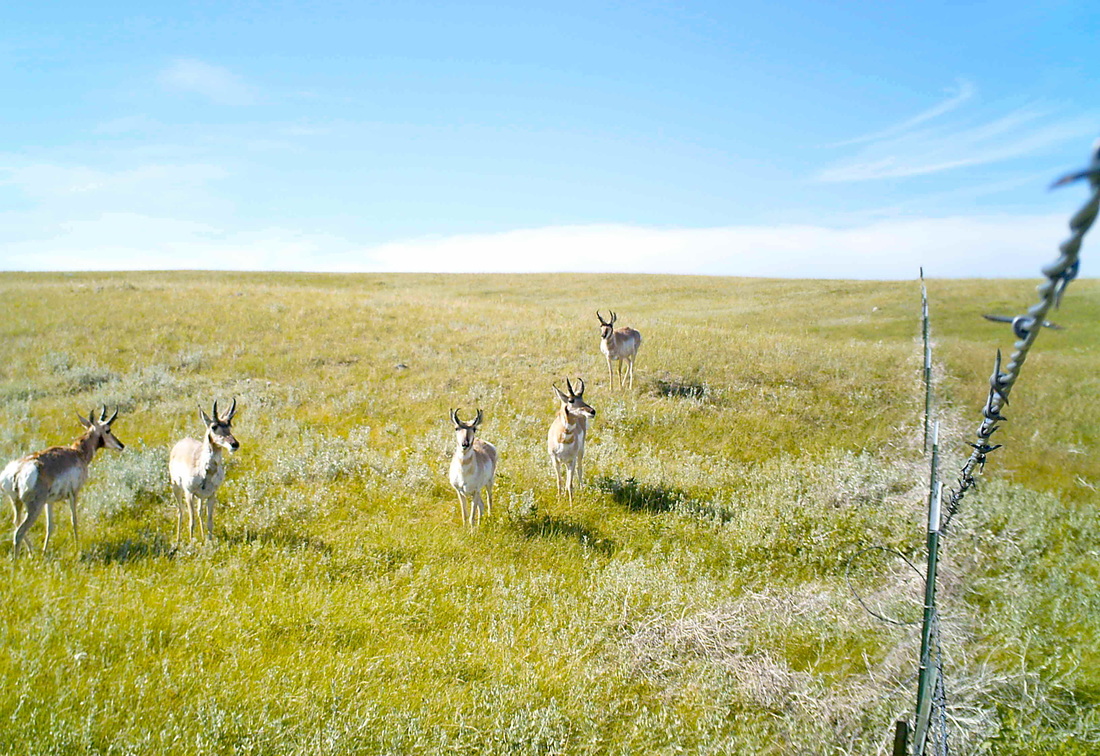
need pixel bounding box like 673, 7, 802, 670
594, 476, 736, 524
650, 373, 709, 401
594, 475, 683, 513
81, 530, 176, 564
515, 513, 616, 555
220, 526, 332, 555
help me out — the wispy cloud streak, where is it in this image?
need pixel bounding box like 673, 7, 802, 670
818, 81, 1097, 183
826, 79, 976, 149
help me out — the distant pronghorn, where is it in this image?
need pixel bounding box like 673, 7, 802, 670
547, 378, 595, 504
2, 407, 125, 558
448, 408, 497, 527
596, 310, 642, 389
169, 399, 239, 545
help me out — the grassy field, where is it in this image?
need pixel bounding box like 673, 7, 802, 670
0, 271, 1097, 755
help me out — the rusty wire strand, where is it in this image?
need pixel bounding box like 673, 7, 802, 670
941, 142, 1100, 530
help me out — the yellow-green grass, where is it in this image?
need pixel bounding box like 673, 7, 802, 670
0, 272, 1097, 755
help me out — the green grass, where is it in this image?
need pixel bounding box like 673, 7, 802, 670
0, 271, 1097, 754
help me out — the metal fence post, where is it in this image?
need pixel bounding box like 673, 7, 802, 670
913, 441, 944, 755
921, 268, 932, 453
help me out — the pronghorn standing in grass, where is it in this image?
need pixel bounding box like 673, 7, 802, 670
547, 378, 595, 504
448, 408, 497, 527
169, 399, 239, 546
2, 407, 125, 558
597, 310, 642, 389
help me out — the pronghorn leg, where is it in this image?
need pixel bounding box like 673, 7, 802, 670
626, 356, 635, 389
606, 356, 615, 390
43, 501, 55, 555
551, 457, 562, 497
456, 492, 470, 527
618, 360, 626, 389
204, 496, 216, 542
187, 494, 198, 541
471, 493, 484, 527
565, 464, 575, 506
172, 485, 185, 546
483, 483, 493, 520
576, 452, 584, 487
196, 497, 208, 541
68, 494, 80, 556
13, 497, 44, 558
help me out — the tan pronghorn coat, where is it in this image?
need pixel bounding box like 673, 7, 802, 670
169, 399, 239, 545
597, 310, 642, 389
448, 409, 497, 527
547, 378, 595, 504
2, 408, 124, 557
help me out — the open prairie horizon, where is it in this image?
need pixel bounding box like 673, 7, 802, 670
1, 271, 1097, 754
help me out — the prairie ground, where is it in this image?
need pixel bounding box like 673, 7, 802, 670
0, 271, 1097, 755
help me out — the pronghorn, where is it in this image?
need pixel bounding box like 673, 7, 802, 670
2, 407, 124, 558
547, 378, 595, 504
596, 310, 642, 389
448, 408, 497, 527
169, 398, 239, 545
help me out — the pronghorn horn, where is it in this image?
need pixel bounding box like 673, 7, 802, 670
575, 377, 585, 396
565, 378, 575, 397
596, 310, 609, 326
212, 400, 220, 421
451, 408, 462, 427
223, 397, 237, 422
610, 311, 617, 324
99, 405, 109, 422
474, 408, 483, 428
105, 407, 119, 425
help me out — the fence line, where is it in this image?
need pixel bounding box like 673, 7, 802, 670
888, 141, 1100, 756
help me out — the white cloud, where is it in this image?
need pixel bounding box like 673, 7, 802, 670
351, 217, 1068, 278
0, 216, 1072, 279
159, 59, 255, 105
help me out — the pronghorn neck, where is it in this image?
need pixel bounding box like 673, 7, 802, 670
202, 432, 224, 475
70, 429, 101, 466
557, 405, 586, 434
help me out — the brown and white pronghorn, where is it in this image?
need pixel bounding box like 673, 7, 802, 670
2, 407, 125, 558
448, 408, 498, 527
169, 398, 239, 545
596, 310, 642, 389
547, 378, 596, 504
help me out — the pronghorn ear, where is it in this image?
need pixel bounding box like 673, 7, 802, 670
552, 384, 568, 402
77, 412, 94, 429
200, 407, 213, 426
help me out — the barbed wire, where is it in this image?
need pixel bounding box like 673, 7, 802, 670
941, 141, 1100, 530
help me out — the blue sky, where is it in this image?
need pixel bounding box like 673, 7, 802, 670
1, 1, 1097, 276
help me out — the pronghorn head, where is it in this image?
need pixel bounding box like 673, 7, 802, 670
77, 406, 125, 451
553, 378, 596, 419
451, 408, 483, 451
596, 310, 618, 339
200, 398, 240, 453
